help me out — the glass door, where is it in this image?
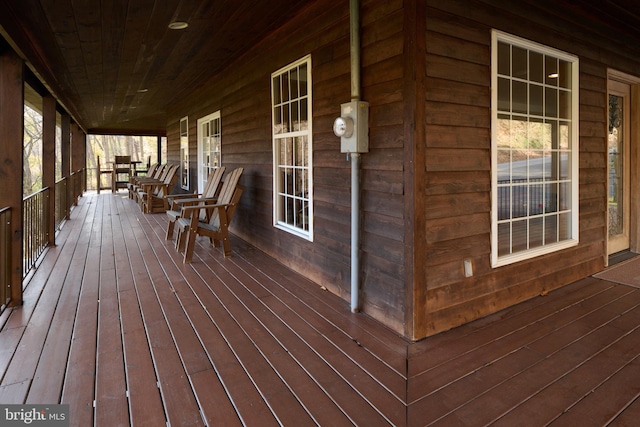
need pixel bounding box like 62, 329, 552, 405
608, 79, 631, 255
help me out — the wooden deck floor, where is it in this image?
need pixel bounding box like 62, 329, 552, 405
0, 192, 639, 426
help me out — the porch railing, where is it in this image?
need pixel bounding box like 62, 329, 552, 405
0, 206, 11, 311
55, 178, 67, 230
23, 188, 49, 277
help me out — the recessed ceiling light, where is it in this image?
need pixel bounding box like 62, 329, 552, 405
168, 21, 188, 30
548, 73, 559, 79
137, 88, 148, 93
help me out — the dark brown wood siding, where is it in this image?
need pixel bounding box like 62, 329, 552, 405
417, 0, 635, 337
166, 0, 408, 334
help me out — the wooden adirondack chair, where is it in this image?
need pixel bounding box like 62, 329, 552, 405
128, 163, 165, 200
175, 167, 243, 262
138, 164, 179, 213
165, 166, 226, 240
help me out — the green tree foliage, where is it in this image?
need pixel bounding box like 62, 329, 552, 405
24, 105, 43, 197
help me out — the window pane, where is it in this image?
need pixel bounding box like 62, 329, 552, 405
512, 81, 528, 114
529, 217, 544, 249
497, 115, 511, 148
545, 215, 558, 244
529, 183, 544, 215
513, 184, 527, 218
498, 78, 511, 112
497, 153, 511, 183
274, 77, 281, 104
559, 90, 571, 119
274, 106, 283, 134
512, 46, 528, 79
545, 56, 558, 86
498, 222, 511, 256
530, 51, 543, 83
292, 101, 300, 131
559, 181, 571, 211
530, 84, 543, 116
559, 122, 570, 149
529, 153, 544, 181
545, 182, 558, 213
545, 87, 558, 117
559, 212, 571, 240
559, 60, 572, 89
299, 64, 308, 96
498, 185, 511, 220
512, 219, 528, 253
283, 103, 290, 133
498, 42, 511, 76
559, 152, 570, 180
282, 72, 290, 102
290, 68, 299, 99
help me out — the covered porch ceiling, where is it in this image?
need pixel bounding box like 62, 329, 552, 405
1, 1, 640, 137
0, 0, 310, 135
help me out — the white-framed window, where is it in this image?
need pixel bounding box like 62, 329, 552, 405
491, 30, 579, 267
197, 111, 222, 193
180, 116, 189, 189
271, 55, 313, 240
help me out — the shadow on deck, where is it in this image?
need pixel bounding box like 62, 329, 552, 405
0, 192, 639, 426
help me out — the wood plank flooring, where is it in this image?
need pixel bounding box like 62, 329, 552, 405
1, 192, 640, 426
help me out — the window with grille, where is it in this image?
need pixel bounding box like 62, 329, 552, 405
491, 31, 579, 267
197, 111, 221, 194
271, 55, 313, 240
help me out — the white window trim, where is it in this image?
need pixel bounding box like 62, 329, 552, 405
490, 30, 580, 267
197, 111, 222, 194
271, 54, 313, 241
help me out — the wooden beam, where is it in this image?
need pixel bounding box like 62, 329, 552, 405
42, 95, 56, 246
404, 0, 428, 340
0, 49, 24, 305
61, 113, 71, 219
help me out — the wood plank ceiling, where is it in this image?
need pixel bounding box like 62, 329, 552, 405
0, 0, 310, 135
1, 0, 640, 136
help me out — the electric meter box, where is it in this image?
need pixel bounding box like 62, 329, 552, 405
337, 100, 369, 153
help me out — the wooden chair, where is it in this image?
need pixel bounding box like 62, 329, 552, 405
128, 163, 163, 200
134, 156, 152, 176
96, 156, 113, 193
112, 155, 132, 192
176, 167, 243, 262
165, 166, 226, 240
138, 164, 179, 213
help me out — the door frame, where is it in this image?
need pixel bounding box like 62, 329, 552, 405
607, 69, 640, 265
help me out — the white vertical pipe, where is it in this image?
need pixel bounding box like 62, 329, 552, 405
350, 0, 361, 313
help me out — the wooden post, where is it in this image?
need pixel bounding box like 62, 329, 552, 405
61, 113, 71, 218
42, 95, 56, 246
0, 50, 24, 306
70, 123, 86, 201
157, 135, 162, 164
71, 123, 78, 204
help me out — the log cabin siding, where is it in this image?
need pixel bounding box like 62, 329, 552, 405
166, 0, 408, 334
419, 0, 615, 337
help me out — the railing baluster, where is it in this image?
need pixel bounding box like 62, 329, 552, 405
22, 187, 50, 278
0, 206, 12, 312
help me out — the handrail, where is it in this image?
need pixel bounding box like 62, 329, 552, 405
0, 206, 11, 312
23, 187, 50, 277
